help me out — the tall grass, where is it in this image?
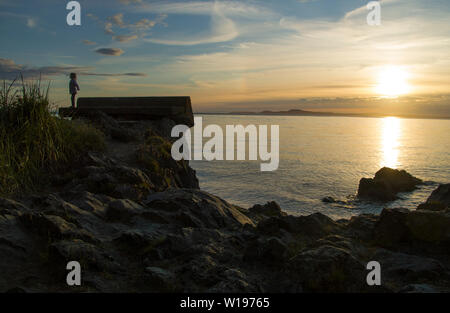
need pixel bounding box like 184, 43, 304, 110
0, 78, 105, 195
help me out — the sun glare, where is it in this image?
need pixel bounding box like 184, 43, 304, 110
380, 117, 401, 169
375, 66, 411, 97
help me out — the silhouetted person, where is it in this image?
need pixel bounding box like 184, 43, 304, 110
69, 73, 80, 108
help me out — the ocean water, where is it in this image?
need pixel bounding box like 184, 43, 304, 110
190, 115, 450, 220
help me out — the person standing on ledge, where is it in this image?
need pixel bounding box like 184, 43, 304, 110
69, 73, 80, 108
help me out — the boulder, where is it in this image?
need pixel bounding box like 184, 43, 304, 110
374, 208, 450, 246
372, 249, 447, 284
257, 212, 340, 238
357, 178, 397, 201
357, 167, 422, 201
374, 208, 412, 246
345, 214, 378, 241
249, 201, 286, 217
418, 184, 450, 211
374, 167, 422, 192
144, 189, 254, 229
243, 237, 287, 264
288, 245, 367, 292
322, 196, 335, 203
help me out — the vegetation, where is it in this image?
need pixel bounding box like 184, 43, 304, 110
136, 129, 172, 174
0, 78, 105, 195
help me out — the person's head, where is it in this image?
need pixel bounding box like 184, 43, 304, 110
70, 73, 77, 79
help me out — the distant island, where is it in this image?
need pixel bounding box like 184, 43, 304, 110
197, 109, 450, 120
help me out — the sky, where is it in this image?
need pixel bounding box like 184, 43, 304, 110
0, 0, 449, 116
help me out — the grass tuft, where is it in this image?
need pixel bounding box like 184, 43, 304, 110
0, 77, 105, 195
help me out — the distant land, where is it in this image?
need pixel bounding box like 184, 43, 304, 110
196, 109, 450, 120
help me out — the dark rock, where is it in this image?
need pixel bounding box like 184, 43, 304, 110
357, 178, 397, 201
105, 199, 144, 222
373, 249, 447, 284
256, 217, 291, 236
208, 268, 258, 292
399, 284, 441, 293
261, 237, 287, 262
374, 208, 412, 247
375, 208, 450, 246
145, 189, 254, 229
143, 267, 176, 291
418, 184, 450, 211
345, 214, 378, 241
19, 212, 96, 243
49, 239, 121, 273
243, 237, 287, 264
288, 245, 367, 292
322, 196, 335, 203
257, 212, 339, 238
114, 229, 149, 248
249, 201, 286, 217
405, 210, 450, 243
374, 167, 422, 192
357, 167, 422, 201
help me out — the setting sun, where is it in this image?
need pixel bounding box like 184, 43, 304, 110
375, 66, 411, 97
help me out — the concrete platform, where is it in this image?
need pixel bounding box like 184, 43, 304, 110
59, 96, 194, 127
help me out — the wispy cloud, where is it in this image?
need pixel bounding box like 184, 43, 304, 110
118, 0, 142, 4
137, 0, 277, 45
145, 9, 238, 45
82, 40, 97, 46
136, 1, 275, 18
95, 48, 125, 56
83, 72, 146, 77
101, 12, 167, 42
26, 17, 36, 28
113, 34, 138, 42
0, 58, 90, 80
0, 58, 146, 80
0, 11, 38, 29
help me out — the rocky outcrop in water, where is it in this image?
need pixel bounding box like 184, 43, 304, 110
357, 167, 422, 201
0, 117, 449, 293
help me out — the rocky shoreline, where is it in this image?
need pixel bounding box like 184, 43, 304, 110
0, 115, 449, 293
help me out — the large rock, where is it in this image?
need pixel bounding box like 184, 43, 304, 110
288, 245, 367, 292
418, 184, 450, 211
144, 188, 254, 229
374, 208, 450, 246
256, 212, 340, 238
357, 167, 422, 201
372, 249, 447, 284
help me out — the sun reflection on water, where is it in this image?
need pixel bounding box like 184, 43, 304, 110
380, 117, 401, 168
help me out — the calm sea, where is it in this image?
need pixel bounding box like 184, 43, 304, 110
190, 114, 450, 219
